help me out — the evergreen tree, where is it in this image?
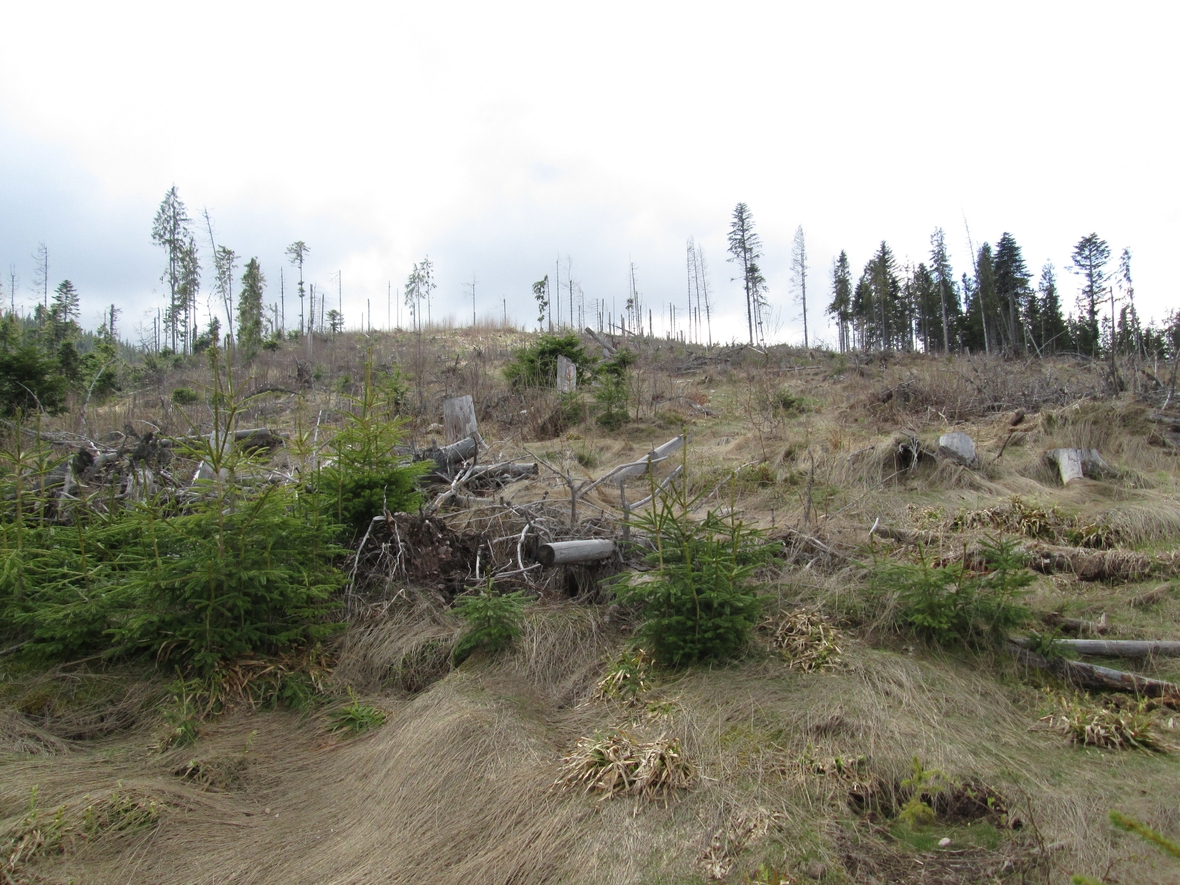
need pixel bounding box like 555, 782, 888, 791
929, 228, 959, 353
911, 263, 938, 353
47, 280, 80, 347
727, 203, 767, 346
1070, 233, 1111, 356
151, 186, 194, 353
177, 235, 200, 353
868, 241, 901, 350
993, 232, 1031, 353
237, 258, 266, 357
962, 243, 998, 353
213, 245, 238, 342
827, 250, 852, 352
1033, 262, 1068, 354
1116, 247, 1141, 357
286, 241, 310, 336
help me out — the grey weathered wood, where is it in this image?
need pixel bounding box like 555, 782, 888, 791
1012, 638, 1180, 658
1008, 642, 1179, 698
579, 435, 685, 497
1047, 447, 1112, 485
536, 539, 617, 567
585, 327, 616, 357
937, 431, 979, 467
556, 355, 577, 393
1048, 448, 1084, 484
442, 395, 480, 444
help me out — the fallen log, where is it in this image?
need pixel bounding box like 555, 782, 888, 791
163, 428, 287, 451
536, 539, 617, 567
578, 435, 685, 497
1012, 637, 1180, 658
1024, 544, 1167, 582
1008, 642, 1180, 700
584, 326, 616, 357
1041, 611, 1109, 635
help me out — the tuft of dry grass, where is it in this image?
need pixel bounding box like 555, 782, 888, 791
1040, 692, 1165, 751
767, 610, 844, 672
555, 730, 694, 801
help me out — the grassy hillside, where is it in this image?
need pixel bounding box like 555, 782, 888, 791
3, 326, 1179, 884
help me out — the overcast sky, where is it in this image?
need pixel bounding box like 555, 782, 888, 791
2, 2, 1176, 345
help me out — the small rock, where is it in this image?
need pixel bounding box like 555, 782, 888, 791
938, 837, 951, 848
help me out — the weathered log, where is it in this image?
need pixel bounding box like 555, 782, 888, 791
1012, 637, 1180, 658
1041, 611, 1109, 635
163, 428, 286, 451
1008, 642, 1180, 699
430, 436, 478, 468
442, 395, 480, 444
464, 462, 538, 483
536, 539, 617, 567
1046, 447, 1112, 485
578, 435, 685, 497
585, 327, 616, 357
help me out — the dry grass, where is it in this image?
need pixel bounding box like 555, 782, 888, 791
7, 337, 1180, 884
766, 609, 844, 672
1039, 692, 1167, 751
555, 730, 695, 801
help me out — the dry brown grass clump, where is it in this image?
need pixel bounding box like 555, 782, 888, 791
556, 730, 694, 800
767, 609, 844, 672
1040, 692, 1166, 751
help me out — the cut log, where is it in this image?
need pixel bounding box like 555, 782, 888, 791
1012, 637, 1180, 658
556, 355, 577, 393
1008, 643, 1179, 700
536, 539, 617, 567
937, 431, 979, 468
1046, 447, 1112, 485
463, 462, 538, 483
430, 436, 478, 468
442, 395, 480, 444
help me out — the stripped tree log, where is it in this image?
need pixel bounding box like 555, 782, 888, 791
585, 327, 616, 357
536, 539, 617, 567
1011, 637, 1180, 658
163, 428, 287, 452
578, 435, 685, 498
1008, 642, 1180, 700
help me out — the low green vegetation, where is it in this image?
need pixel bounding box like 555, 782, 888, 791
869, 536, 1033, 647
504, 332, 596, 388
613, 462, 770, 667
452, 581, 527, 664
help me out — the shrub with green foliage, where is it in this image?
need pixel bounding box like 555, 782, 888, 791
0, 343, 67, 416
317, 359, 426, 540
452, 581, 527, 664
869, 536, 1033, 646
613, 463, 769, 667
504, 332, 597, 388
595, 349, 635, 429
0, 351, 346, 675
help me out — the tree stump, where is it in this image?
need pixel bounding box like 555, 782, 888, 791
443, 395, 480, 444
556, 355, 577, 393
